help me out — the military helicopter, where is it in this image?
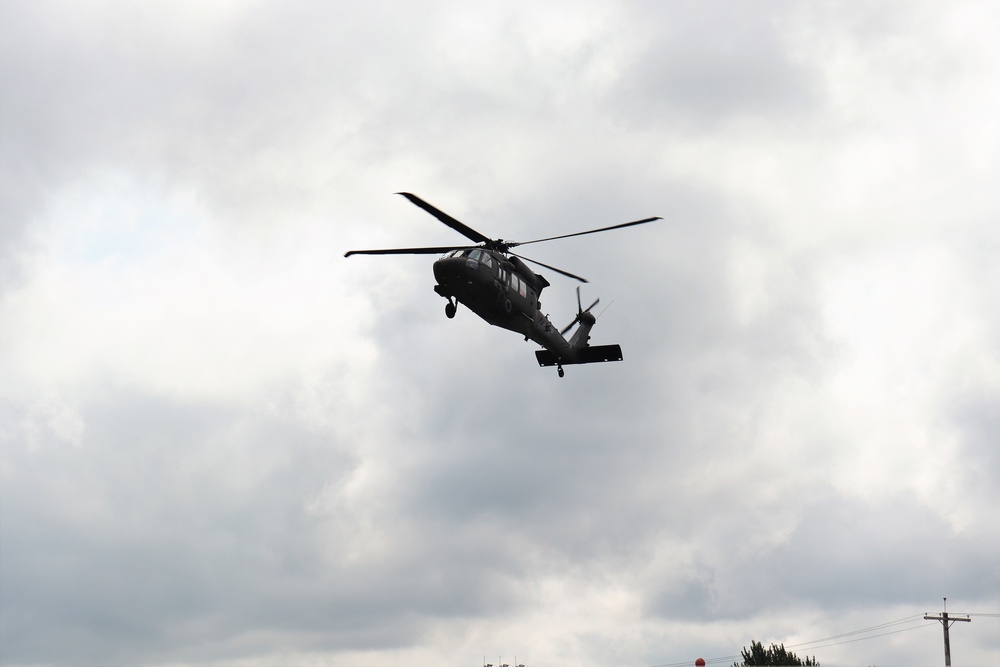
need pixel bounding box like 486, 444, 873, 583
345, 193, 660, 377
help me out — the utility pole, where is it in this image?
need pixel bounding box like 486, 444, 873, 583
924, 597, 971, 666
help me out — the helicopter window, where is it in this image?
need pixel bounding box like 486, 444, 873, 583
468, 249, 482, 261
510, 274, 526, 297
481, 254, 493, 268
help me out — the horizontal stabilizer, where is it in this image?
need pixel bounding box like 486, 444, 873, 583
535, 344, 623, 367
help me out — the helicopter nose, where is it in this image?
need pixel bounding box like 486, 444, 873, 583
433, 256, 462, 284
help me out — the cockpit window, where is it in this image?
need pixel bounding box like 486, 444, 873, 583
468, 249, 482, 261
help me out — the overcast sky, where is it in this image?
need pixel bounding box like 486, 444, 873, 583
1, 1, 998, 666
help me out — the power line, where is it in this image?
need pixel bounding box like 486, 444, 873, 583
952, 612, 1000, 617
648, 611, 936, 667
783, 613, 926, 650
787, 622, 930, 652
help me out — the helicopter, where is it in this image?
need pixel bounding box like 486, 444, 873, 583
345, 193, 660, 377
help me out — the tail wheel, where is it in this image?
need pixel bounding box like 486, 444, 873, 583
445, 301, 457, 319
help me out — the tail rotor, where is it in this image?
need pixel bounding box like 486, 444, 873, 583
561, 286, 600, 335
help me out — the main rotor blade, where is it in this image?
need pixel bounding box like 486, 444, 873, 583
511, 216, 662, 247
511, 252, 588, 283
345, 245, 473, 257
396, 192, 492, 245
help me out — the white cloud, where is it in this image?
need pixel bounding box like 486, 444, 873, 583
1, 172, 379, 405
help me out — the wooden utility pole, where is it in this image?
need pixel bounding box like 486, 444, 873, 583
924, 597, 971, 666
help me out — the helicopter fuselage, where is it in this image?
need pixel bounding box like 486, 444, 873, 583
432, 248, 614, 368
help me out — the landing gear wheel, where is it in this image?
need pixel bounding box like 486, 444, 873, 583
445, 301, 457, 319
557, 366, 565, 378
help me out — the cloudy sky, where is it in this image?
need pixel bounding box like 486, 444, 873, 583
1, 1, 998, 665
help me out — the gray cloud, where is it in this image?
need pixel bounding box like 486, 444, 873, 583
611, 1, 821, 128
1, 1, 998, 666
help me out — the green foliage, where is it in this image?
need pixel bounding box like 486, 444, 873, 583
733, 640, 819, 666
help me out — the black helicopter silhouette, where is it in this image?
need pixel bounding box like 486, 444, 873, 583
345, 193, 660, 377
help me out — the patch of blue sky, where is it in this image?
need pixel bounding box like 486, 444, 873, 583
40, 170, 208, 268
